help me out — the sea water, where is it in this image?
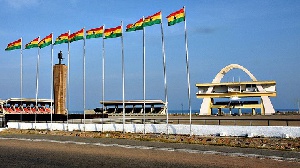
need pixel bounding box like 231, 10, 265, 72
69, 109, 298, 115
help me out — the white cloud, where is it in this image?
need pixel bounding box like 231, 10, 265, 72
2, 0, 40, 9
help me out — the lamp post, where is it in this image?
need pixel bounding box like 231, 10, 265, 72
181, 103, 183, 114
297, 99, 300, 114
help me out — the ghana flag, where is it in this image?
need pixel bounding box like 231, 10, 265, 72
126, 18, 143, 32
69, 28, 84, 43
54, 32, 69, 45
39, 33, 52, 49
143, 11, 162, 27
86, 26, 104, 39
5, 38, 21, 51
25, 37, 39, 49
166, 8, 185, 26
104, 26, 122, 39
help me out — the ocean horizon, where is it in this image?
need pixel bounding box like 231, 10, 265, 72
69, 108, 299, 114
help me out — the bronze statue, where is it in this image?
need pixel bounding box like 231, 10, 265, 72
58, 51, 63, 64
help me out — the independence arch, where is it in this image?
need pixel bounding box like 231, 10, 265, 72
196, 64, 276, 115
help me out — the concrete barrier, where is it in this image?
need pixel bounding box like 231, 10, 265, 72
6, 122, 300, 138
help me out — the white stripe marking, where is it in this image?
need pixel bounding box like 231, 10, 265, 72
0, 137, 299, 163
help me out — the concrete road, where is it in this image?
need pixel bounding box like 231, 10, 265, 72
0, 134, 299, 168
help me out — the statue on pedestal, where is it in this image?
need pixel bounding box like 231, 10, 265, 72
58, 51, 63, 64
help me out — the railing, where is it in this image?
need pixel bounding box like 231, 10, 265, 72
3, 115, 300, 127
67, 118, 300, 126
166, 118, 300, 126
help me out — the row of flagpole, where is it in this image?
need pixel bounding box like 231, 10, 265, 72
160, 18, 168, 135
101, 25, 105, 132
50, 34, 54, 130
10, 36, 54, 130
143, 17, 146, 134
184, 14, 192, 136
5, 7, 192, 135
34, 37, 40, 129
20, 39, 23, 122
83, 28, 86, 131
67, 30, 70, 130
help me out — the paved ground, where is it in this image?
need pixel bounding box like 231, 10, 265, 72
0, 133, 299, 168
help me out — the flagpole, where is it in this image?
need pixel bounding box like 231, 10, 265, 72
67, 30, 70, 131
35, 40, 40, 129
121, 21, 125, 133
83, 28, 86, 132
102, 25, 105, 132
160, 15, 169, 135
183, 6, 192, 135
50, 33, 54, 130
142, 16, 146, 134
20, 38, 23, 122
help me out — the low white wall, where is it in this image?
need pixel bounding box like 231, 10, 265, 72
6, 122, 300, 138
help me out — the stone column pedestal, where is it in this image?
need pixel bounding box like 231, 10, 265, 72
53, 64, 67, 114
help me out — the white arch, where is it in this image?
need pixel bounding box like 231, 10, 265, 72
199, 64, 275, 115
212, 64, 257, 83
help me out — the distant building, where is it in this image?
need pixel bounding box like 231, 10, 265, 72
0, 98, 53, 114
99, 100, 166, 115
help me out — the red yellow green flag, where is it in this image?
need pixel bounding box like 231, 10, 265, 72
86, 26, 104, 39
69, 29, 84, 43
38, 33, 52, 49
126, 18, 143, 32
143, 11, 162, 27
126, 23, 135, 32
104, 26, 122, 39
25, 37, 39, 49
54, 32, 69, 45
5, 38, 21, 51
166, 8, 185, 26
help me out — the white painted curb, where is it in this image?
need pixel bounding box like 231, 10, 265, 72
6, 122, 300, 138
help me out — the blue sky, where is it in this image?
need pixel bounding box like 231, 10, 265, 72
0, 0, 300, 111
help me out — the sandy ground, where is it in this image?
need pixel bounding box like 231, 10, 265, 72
0, 132, 299, 167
